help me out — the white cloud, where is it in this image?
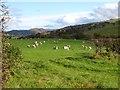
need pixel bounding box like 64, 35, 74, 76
9, 2, 118, 30
91, 3, 118, 20
50, 3, 118, 28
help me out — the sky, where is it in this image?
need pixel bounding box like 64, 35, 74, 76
5, 0, 119, 30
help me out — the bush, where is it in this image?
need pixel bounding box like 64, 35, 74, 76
2, 41, 22, 86
92, 38, 120, 60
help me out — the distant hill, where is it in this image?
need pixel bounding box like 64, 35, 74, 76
30, 28, 47, 34
6, 30, 35, 36
6, 28, 47, 36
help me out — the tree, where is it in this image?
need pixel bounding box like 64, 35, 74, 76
0, 0, 11, 31
0, 0, 11, 87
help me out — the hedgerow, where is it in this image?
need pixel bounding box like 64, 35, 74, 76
2, 41, 22, 87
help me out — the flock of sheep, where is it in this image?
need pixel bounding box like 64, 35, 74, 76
27, 40, 92, 51
53, 45, 71, 50
27, 41, 44, 48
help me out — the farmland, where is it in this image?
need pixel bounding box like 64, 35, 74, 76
3, 38, 118, 88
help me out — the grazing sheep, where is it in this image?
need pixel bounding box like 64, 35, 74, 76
89, 46, 92, 50
32, 44, 36, 48
39, 42, 42, 45
43, 41, 46, 43
27, 45, 31, 48
67, 45, 71, 48
34, 41, 38, 44
85, 46, 88, 49
83, 41, 85, 43
53, 46, 58, 50
33, 41, 39, 47
82, 45, 84, 48
63, 46, 70, 50
35, 43, 39, 47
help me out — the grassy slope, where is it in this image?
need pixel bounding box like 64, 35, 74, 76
85, 24, 118, 37
5, 38, 118, 88
84, 19, 119, 37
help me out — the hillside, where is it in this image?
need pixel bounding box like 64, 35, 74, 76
54, 18, 119, 38
8, 18, 119, 39
6, 28, 47, 36
84, 18, 119, 38
6, 30, 35, 36
30, 28, 47, 34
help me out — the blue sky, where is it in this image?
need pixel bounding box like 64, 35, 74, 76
6, 1, 118, 30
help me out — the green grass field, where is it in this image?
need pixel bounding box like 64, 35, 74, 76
4, 38, 118, 88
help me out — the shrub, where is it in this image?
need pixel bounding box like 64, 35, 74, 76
92, 38, 120, 60
2, 41, 22, 86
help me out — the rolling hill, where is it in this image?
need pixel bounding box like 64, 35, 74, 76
6, 30, 35, 36
6, 28, 47, 36
55, 18, 119, 38
84, 18, 119, 38
7, 18, 119, 38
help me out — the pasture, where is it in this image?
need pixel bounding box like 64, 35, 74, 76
4, 38, 118, 88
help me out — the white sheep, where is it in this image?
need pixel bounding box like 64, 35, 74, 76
43, 41, 46, 43
34, 41, 38, 44
35, 43, 39, 47
39, 42, 43, 45
27, 45, 30, 47
63, 46, 70, 50
89, 46, 92, 50
32, 44, 36, 48
82, 45, 84, 48
67, 45, 71, 49
85, 46, 88, 49
53, 46, 58, 50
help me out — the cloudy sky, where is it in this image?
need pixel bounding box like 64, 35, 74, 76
6, 0, 119, 30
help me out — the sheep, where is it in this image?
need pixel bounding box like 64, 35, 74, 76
39, 42, 42, 45
83, 41, 85, 43
27, 45, 31, 48
35, 43, 39, 47
82, 45, 84, 48
43, 41, 46, 43
63, 46, 70, 50
89, 46, 92, 50
85, 46, 88, 49
32, 44, 36, 48
53, 46, 58, 50
33, 41, 39, 47
67, 45, 71, 49
34, 41, 38, 44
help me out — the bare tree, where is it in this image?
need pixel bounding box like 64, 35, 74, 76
0, 0, 11, 88
0, 0, 11, 32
